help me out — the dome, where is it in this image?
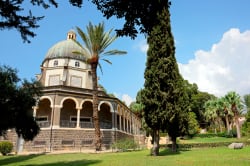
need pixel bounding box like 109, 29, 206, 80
44, 31, 86, 61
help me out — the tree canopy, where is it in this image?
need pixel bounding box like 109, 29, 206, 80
0, 0, 82, 43
1, 0, 171, 42
0, 65, 42, 140
92, 0, 171, 38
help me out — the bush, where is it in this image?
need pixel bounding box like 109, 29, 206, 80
241, 122, 250, 136
195, 130, 237, 138
187, 112, 200, 137
112, 138, 138, 152
0, 141, 13, 155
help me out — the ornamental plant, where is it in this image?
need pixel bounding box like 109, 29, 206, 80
0, 141, 13, 155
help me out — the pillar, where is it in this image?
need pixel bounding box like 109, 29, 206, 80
120, 116, 122, 130
76, 108, 81, 128
32, 106, 38, 118
51, 105, 61, 128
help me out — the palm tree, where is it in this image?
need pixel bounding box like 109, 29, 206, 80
73, 22, 126, 150
224, 91, 243, 139
204, 99, 219, 134
217, 97, 233, 134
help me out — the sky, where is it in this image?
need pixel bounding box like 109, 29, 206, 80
1, 0, 250, 106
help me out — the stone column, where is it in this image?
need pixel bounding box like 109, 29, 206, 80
119, 114, 122, 130
123, 117, 126, 132
32, 106, 38, 118
112, 111, 115, 129
51, 105, 61, 128
126, 117, 129, 133
130, 115, 132, 134
76, 108, 81, 128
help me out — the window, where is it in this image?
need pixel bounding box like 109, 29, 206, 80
75, 61, 80, 67
36, 116, 48, 122
53, 60, 58, 67
70, 116, 91, 122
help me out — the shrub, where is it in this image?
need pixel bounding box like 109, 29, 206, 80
187, 112, 200, 137
195, 130, 237, 138
112, 138, 138, 152
0, 141, 13, 155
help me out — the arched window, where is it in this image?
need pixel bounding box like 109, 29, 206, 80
53, 60, 58, 67
75, 61, 80, 67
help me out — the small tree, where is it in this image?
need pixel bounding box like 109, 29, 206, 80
187, 112, 200, 137
0, 65, 42, 140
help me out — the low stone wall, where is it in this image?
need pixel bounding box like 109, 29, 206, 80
1, 129, 145, 153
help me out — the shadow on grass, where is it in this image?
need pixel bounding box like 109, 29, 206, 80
159, 147, 191, 156
0, 154, 43, 165
0, 154, 102, 166
24, 159, 101, 166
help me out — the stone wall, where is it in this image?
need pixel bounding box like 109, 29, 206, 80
1, 129, 146, 153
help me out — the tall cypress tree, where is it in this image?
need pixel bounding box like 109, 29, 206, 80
141, 6, 188, 155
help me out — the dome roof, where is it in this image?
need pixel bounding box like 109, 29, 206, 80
44, 31, 85, 61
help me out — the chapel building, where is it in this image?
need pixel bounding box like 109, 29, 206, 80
4, 30, 143, 152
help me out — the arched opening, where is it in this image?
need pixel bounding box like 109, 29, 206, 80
36, 98, 52, 128
60, 99, 77, 128
99, 103, 112, 129
80, 101, 93, 128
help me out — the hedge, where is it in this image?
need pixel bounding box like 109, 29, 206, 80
163, 141, 250, 150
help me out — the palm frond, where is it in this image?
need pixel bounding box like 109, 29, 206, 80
76, 26, 93, 55
72, 39, 92, 59
74, 21, 127, 74
102, 58, 112, 65
98, 63, 103, 75
103, 50, 127, 56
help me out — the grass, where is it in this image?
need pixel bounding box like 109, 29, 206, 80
179, 136, 248, 144
0, 147, 250, 166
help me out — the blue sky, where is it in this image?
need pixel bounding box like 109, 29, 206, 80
1, 0, 250, 105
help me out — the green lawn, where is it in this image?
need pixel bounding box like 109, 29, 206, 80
1, 147, 250, 166
180, 136, 248, 144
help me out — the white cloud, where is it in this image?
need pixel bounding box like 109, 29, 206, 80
121, 94, 134, 106
113, 93, 135, 106
134, 39, 148, 54
179, 28, 250, 97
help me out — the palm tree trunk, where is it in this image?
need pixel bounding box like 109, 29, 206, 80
225, 114, 230, 134
91, 63, 102, 151
151, 129, 159, 156
234, 113, 241, 139
217, 118, 222, 133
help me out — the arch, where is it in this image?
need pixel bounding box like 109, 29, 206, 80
36, 97, 52, 128
80, 99, 93, 109
60, 97, 79, 108
60, 98, 78, 128
39, 96, 53, 107
98, 101, 114, 112
98, 101, 112, 129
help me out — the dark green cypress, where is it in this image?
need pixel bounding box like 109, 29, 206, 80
142, 6, 189, 155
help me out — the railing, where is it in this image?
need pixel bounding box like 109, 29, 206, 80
38, 120, 112, 129
100, 121, 112, 129
80, 122, 93, 128
60, 120, 76, 128
37, 121, 51, 128
60, 120, 112, 129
